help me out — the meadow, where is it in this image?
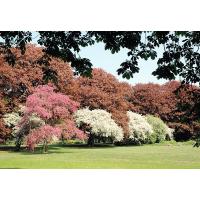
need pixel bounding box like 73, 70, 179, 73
0, 141, 200, 169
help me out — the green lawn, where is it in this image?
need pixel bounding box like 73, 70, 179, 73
0, 141, 200, 169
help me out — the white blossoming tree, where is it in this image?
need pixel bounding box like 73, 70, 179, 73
3, 105, 45, 150
165, 127, 174, 141
127, 111, 153, 144
3, 107, 45, 132
3, 112, 22, 137
3, 112, 21, 128
74, 108, 124, 146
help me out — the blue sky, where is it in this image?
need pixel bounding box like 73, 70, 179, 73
32, 32, 170, 85
79, 42, 168, 85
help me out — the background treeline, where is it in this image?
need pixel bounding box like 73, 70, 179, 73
1, 45, 200, 143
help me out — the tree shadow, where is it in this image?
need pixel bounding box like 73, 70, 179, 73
14, 146, 76, 155
61, 143, 116, 149
0, 145, 65, 155
0, 145, 26, 152
0, 168, 21, 169
0, 143, 117, 155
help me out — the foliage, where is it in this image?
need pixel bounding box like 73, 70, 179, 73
0, 119, 10, 143
0, 44, 75, 142
168, 123, 193, 142
146, 115, 172, 143
24, 84, 79, 120
192, 122, 200, 147
1, 31, 200, 84
127, 111, 153, 144
26, 125, 62, 151
130, 81, 179, 122
28, 114, 45, 128
175, 84, 200, 123
18, 84, 85, 151
130, 81, 200, 141
165, 127, 174, 141
0, 44, 74, 107
74, 108, 124, 143
3, 111, 22, 138
3, 112, 21, 128
0, 44, 200, 143
58, 119, 87, 141
65, 139, 85, 145
73, 68, 133, 136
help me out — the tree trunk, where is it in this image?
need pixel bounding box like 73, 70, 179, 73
87, 134, 95, 146
15, 135, 23, 151
43, 140, 48, 153
15, 140, 21, 151
15, 123, 30, 151
61, 134, 65, 145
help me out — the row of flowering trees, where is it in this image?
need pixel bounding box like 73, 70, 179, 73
1, 45, 200, 146
3, 84, 174, 152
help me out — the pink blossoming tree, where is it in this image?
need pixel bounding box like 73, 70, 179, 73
18, 84, 86, 152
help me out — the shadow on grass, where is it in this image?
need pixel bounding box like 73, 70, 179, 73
19, 144, 117, 155
61, 143, 116, 149
0, 143, 118, 155
0, 168, 21, 169
0, 145, 63, 155
15, 146, 75, 155
0, 145, 25, 151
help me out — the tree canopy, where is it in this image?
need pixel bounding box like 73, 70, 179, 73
0, 44, 200, 144
0, 31, 200, 84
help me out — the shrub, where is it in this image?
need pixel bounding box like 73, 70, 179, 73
192, 121, 200, 137
127, 111, 153, 144
74, 108, 124, 145
168, 123, 193, 141
65, 139, 84, 145
192, 122, 200, 147
146, 115, 172, 143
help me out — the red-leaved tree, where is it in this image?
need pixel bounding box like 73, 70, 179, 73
130, 82, 179, 122
130, 81, 200, 141
0, 45, 75, 142
71, 68, 134, 137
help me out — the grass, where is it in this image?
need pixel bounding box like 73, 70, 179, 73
0, 141, 200, 169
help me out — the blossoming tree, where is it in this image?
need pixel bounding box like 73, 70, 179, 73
72, 68, 134, 137
74, 108, 124, 146
0, 45, 75, 143
127, 111, 153, 144
17, 84, 85, 152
